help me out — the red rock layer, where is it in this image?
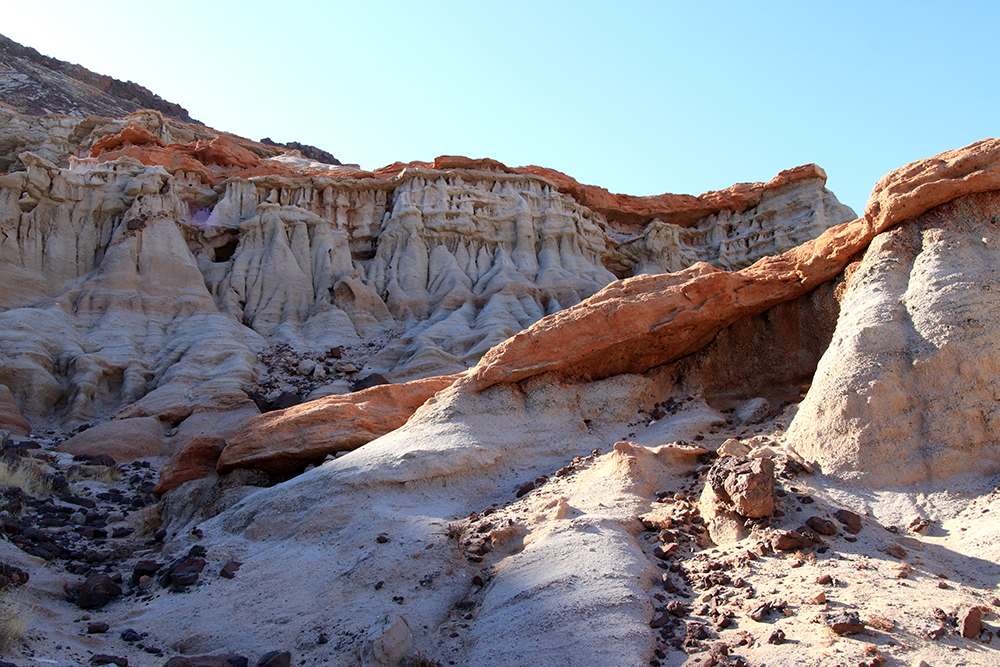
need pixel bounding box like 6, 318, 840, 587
459, 138, 1000, 393
216, 373, 463, 475
372, 157, 828, 231
90, 125, 336, 186
88, 122, 827, 231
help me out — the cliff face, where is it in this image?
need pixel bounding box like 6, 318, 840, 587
0, 107, 854, 430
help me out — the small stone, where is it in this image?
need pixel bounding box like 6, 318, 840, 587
653, 545, 674, 560
376, 534, 389, 544
90, 656, 127, 667
666, 600, 687, 618
960, 606, 983, 639
120, 628, 141, 642
650, 613, 671, 629
805, 516, 838, 536
76, 573, 122, 609
772, 530, 811, 551
883, 543, 908, 559
937, 581, 950, 589
160, 558, 206, 588
811, 591, 826, 605
219, 561, 242, 579
833, 509, 863, 534
352, 373, 389, 392
748, 601, 772, 622
87, 621, 110, 634
825, 611, 865, 635
767, 629, 786, 645
515, 481, 535, 498
815, 574, 833, 585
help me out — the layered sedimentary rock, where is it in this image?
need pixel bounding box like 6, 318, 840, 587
462, 139, 1000, 395
0, 107, 854, 433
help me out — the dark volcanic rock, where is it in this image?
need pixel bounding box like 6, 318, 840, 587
160, 558, 207, 589
352, 373, 390, 392
825, 611, 865, 635
90, 656, 127, 667
220, 560, 242, 579
76, 573, 122, 609
260, 137, 341, 166
0, 562, 28, 587
805, 516, 838, 536
707, 455, 775, 518
833, 509, 863, 534
771, 530, 812, 551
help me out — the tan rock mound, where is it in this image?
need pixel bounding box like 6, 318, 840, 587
216, 373, 462, 475
789, 189, 1000, 485
56, 417, 169, 462
786, 138, 1000, 484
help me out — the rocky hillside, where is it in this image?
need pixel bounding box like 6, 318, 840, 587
0, 33, 194, 122
1, 37, 999, 667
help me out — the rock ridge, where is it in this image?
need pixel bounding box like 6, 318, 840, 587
461, 137, 1000, 393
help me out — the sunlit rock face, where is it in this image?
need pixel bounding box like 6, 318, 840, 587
0, 106, 854, 430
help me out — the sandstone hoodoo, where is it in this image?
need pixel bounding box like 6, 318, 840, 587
1, 31, 999, 667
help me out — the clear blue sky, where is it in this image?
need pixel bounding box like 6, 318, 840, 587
4, 1, 998, 215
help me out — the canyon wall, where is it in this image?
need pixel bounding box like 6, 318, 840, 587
0, 108, 854, 430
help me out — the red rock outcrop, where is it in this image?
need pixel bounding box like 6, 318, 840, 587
460, 138, 1000, 393
513, 163, 828, 230
153, 435, 227, 497
0, 385, 31, 436
865, 137, 1000, 230
86, 127, 835, 235
216, 374, 463, 475
89, 126, 335, 186
367, 156, 830, 231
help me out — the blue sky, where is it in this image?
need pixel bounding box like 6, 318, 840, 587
4, 1, 997, 215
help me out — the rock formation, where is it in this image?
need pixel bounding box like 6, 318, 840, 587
0, 103, 853, 437
217, 373, 463, 475
5, 33, 1000, 667
789, 190, 1000, 485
